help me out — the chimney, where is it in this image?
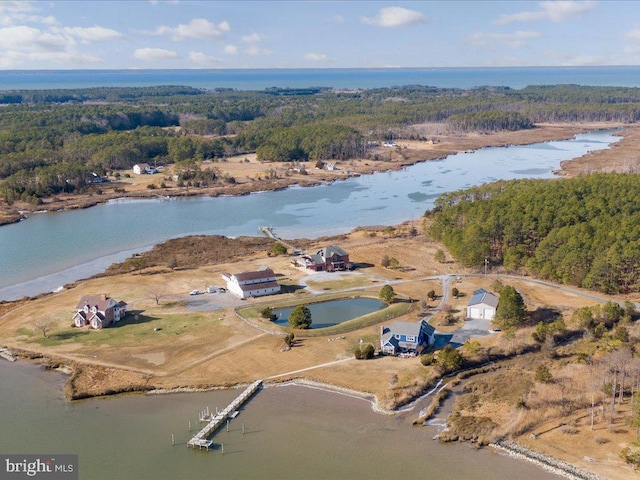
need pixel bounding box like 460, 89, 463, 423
101, 293, 107, 301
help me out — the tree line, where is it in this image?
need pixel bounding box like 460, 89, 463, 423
5, 84, 640, 203
429, 174, 640, 294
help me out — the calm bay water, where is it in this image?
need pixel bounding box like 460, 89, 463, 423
2, 66, 640, 90
0, 129, 621, 300
0, 363, 560, 480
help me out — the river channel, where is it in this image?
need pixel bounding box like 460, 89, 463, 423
0, 129, 620, 301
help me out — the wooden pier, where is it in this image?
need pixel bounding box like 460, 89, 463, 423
260, 226, 300, 254
187, 380, 262, 450
0, 348, 17, 362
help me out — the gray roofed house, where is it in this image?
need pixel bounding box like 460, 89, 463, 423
466, 288, 499, 320
293, 245, 351, 272
381, 319, 435, 356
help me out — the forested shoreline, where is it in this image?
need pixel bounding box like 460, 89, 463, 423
429, 174, 640, 294
2, 83, 640, 205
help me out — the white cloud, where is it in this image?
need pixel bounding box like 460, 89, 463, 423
562, 54, 606, 66
0, 1, 38, 16
133, 47, 179, 61
334, 15, 344, 23
494, 11, 546, 25
241, 32, 263, 44
154, 18, 230, 41
624, 26, 640, 42
0, 25, 69, 52
63, 26, 125, 43
544, 49, 608, 66
623, 27, 640, 56
467, 30, 542, 48
0, 1, 58, 27
303, 52, 335, 62
494, 1, 596, 25
224, 44, 238, 54
244, 45, 271, 56
541, 0, 596, 22
188, 51, 223, 66
362, 6, 427, 28
240, 32, 269, 55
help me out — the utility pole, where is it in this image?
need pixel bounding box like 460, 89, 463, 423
484, 257, 488, 276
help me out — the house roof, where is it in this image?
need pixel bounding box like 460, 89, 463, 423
76, 294, 116, 312
381, 320, 434, 348
232, 269, 276, 282
238, 281, 280, 292
467, 288, 499, 308
383, 321, 422, 337
397, 321, 423, 336
319, 246, 348, 258
134, 163, 150, 169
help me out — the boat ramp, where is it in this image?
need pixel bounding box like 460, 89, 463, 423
187, 380, 262, 450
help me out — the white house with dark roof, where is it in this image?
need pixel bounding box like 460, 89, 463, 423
381, 320, 435, 356
222, 267, 281, 299
73, 294, 127, 329
466, 288, 499, 320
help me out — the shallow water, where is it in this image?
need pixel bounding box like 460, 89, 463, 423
0, 363, 561, 480
0, 130, 621, 300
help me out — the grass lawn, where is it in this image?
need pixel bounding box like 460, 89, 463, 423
305, 274, 375, 292
23, 312, 225, 348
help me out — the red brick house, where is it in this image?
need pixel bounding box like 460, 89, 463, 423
294, 246, 351, 272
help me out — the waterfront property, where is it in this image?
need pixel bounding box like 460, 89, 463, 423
293, 246, 351, 272
466, 288, 498, 320
222, 268, 281, 299
73, 294, 127, 329
380, 319, 435, 355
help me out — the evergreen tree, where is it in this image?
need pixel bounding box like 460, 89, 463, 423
494, 286, 526, 329
288, 305, 312, 329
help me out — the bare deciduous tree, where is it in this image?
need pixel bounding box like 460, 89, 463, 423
33, 320, 53, 338
148, 284, 167, 305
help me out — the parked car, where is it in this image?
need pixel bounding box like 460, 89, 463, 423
189, 290, 201, 296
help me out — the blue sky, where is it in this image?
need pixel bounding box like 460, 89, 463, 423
1, 0, 639, 69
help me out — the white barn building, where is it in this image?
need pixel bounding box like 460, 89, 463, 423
222, 268, 281, 299
466, 288, 499, 320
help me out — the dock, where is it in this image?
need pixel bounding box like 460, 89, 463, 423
260, 226, 300, 253
187, 380, 262, 450
0, 348, 17, 362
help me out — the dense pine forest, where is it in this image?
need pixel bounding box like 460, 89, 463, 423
429, 174, 640, 294
2, 83, 640, 204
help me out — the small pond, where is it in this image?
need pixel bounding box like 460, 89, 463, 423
272, 297, 386, 329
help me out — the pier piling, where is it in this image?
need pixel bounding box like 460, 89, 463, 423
187, 380, 262, 450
